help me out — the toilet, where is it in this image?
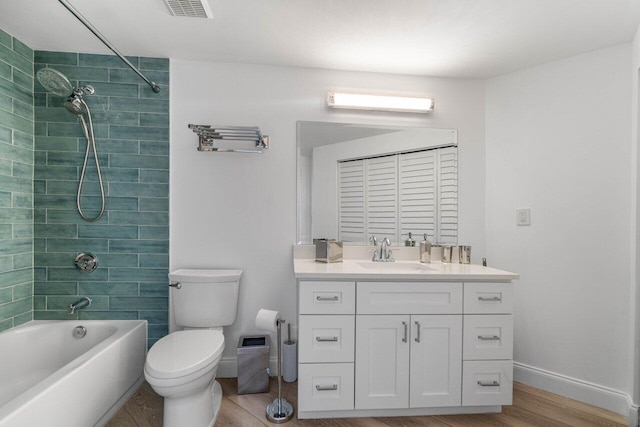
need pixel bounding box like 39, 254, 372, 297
144, 269, 242, 427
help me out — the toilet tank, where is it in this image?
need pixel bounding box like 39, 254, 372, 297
169, 269, 242, 328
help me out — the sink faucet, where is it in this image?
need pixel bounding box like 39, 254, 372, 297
372, 237, 395, 262
68, 297, 92, 315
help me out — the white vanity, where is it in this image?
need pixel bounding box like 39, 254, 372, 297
293, 248, 518, 420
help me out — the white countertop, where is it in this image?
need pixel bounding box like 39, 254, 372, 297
294, 258, 519, 281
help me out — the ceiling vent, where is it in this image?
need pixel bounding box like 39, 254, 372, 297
164, 0, 213, 18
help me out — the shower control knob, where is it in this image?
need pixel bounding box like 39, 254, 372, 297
74, 253, 98, 273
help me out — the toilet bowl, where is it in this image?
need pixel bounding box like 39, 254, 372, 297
145, 329, 225, 426
144, 269, 242, 427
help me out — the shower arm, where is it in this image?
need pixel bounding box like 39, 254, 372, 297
57, 0, 161, 93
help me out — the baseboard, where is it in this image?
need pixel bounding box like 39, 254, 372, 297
514, 362, 638, 425
217, 356, 278, 379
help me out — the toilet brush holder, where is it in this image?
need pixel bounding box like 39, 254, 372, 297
283, 323, 297, 383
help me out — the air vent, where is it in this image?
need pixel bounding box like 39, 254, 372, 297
164, 0, 213, 18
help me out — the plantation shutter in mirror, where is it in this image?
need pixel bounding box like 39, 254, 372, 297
366, 155, 398, 243
437, 147, 458, 244
399, 150, 436, 243
337, 146, 457, 244
338, 160, 366, 242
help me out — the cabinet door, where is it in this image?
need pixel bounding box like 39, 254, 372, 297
410, 315, 462, 408
355, 315, 410, 409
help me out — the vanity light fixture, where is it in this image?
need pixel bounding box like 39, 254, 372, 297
326, 92, 435, 113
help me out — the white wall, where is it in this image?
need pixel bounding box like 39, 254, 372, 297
170, 60, 486, 368
486, 44, 633, 412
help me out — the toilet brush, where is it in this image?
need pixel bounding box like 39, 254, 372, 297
266, 318, 294, 423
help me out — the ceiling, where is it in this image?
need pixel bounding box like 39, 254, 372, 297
0, 0, 639, 78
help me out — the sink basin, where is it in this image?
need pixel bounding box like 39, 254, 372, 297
356, 261, 433, 272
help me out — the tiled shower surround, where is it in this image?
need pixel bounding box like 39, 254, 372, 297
0, 29, 34, 331
33, 51, 169, 345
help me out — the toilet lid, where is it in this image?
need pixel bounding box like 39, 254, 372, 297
146, 330, 225, 379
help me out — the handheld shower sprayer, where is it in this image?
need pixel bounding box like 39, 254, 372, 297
36, 68, 106, 222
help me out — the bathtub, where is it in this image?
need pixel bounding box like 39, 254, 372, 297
0, 320, 147, 427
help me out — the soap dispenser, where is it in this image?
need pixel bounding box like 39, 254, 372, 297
420, 233, 431, 263
405, 232, 416, 247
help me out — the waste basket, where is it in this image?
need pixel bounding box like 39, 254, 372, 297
237, 335, 270, 394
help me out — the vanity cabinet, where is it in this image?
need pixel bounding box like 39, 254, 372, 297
295, 270, 516, 419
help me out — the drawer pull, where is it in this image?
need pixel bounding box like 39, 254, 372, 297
315, 336, 338, 342
477, 335, 500, 341
477, 380, 500, 387
478, 296, 501, 302
414, 321, 421, 343
402, 321, 408, 343
315, 384, 338, 391
316, 295, 339, 301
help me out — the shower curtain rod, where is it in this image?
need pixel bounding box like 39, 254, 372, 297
57, 0, 161, 93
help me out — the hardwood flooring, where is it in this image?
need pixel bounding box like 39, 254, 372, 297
107, 379, 627, 427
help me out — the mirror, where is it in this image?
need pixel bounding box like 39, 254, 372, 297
297, 121, 458, 246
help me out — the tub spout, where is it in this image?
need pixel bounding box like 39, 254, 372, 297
68, 297, 92, 314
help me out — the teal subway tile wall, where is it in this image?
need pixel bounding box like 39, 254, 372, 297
33, 51, 169, 346
0, 29, 34, 332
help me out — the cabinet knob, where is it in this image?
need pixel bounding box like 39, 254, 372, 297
414, 321, 421, 343
402, 321, 408, 343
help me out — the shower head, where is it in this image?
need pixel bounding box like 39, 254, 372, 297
36, 68, 73, 97
64, 98, 84, 115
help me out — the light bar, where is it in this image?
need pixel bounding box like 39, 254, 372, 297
326, 92, 434, 113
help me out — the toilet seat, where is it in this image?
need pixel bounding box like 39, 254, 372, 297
145, 329, 225, 380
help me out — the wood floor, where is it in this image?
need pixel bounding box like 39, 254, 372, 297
107, 379, 627, 427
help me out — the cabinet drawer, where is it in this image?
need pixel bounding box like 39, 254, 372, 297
464, 283, 513, 314
357, 282, 462, 314
463, 315, 513, 360
299, 281, 355, 314
299, 315, 355, 363
462, 360, 513, 406
298, 363, 354, 411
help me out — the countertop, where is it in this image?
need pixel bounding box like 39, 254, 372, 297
294, 258, 519, 281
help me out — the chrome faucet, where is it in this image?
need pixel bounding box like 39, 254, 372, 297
372, 237, 395, 262
68, 297, 92, 314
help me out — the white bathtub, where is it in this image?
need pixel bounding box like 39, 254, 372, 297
0, 320, 147, 427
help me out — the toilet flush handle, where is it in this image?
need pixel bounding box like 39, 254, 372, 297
169, 282, 182, 289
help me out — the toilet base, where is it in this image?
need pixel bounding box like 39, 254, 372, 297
162, 380, 222, 427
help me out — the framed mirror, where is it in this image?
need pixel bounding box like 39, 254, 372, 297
297, 121, 458, 246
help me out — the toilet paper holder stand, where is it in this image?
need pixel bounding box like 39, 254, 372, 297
256, 310, 295, 423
